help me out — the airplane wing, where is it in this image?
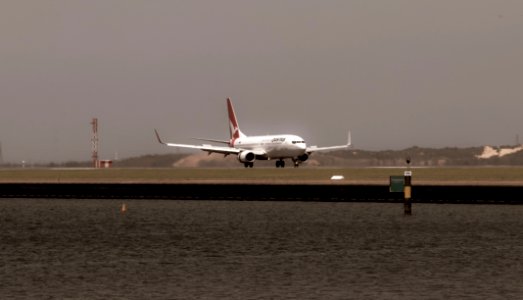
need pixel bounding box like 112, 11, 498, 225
155, 129, 250, 156
306, 131, 352, 153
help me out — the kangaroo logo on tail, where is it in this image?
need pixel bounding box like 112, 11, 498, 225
227, 98, 246, 146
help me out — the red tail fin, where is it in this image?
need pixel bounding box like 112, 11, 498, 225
227, 98, 245, 144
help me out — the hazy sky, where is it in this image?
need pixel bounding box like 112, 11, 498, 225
1, 1, 523, 163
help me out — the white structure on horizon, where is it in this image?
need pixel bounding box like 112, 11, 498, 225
476, 145, 523, 159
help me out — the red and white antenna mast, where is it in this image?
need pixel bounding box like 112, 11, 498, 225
91, 118, 99, 168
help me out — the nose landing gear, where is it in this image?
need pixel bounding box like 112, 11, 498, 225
292, 160, 300, 168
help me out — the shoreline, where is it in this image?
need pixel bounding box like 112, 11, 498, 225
1, 181, 522, 204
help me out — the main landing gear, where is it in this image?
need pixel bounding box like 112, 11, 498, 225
245, 159, 301, 168
276, 159, 301, 168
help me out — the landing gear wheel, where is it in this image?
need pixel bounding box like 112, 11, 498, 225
276, 160, 285, 168
244, 162, 254, 168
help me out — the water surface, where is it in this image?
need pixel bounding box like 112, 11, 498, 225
1, 199, 522, 299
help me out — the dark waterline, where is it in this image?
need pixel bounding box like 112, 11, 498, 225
1, 199, 522, 299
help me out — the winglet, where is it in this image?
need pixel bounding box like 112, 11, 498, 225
154, 129, 166, 145
347, 131, 352, 147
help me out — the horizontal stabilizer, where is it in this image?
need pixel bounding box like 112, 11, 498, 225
193, 137, 230, 145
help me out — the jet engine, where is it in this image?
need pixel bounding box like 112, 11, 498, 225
297, 153, 309, 162
238, 151, 255, 163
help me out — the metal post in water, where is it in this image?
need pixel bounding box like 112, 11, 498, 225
404, 171, 412, 215
404, 157, 412, 215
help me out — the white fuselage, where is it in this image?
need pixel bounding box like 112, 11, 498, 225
233, 134, 306, 159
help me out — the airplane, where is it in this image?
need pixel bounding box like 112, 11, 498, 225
155, 98, 351, 168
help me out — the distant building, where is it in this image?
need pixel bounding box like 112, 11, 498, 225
98, 160, 113, 168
